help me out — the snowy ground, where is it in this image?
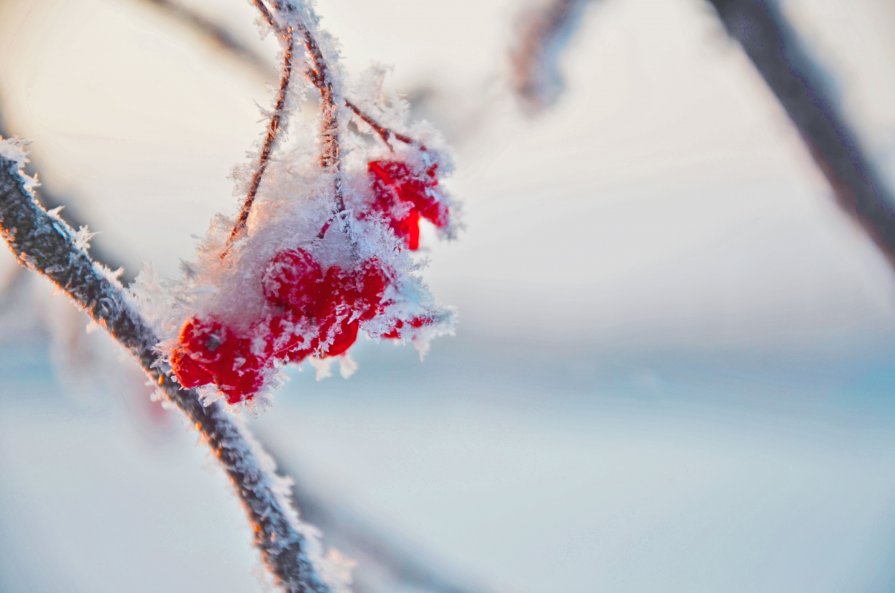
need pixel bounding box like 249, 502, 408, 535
5, 338, 895, 593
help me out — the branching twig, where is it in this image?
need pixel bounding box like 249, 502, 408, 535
706, 0, 895, 269
135, 0, 410, 150
256, 0, 344, 205
345, 99, 415, 150
224, 0, 346, 253
224, 31, 296, 255
0, 152, 336, 593
145, 0, 418, 251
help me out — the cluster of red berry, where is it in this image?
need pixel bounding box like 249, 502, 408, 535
367, 159, 449, 250
169, 158, 451, 404
171, 249, 391, 403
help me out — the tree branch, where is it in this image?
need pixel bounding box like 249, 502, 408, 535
706, 0, 895, 269
0, 151, 336, 593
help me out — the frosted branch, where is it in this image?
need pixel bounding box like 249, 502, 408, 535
225, 30, 297, 254
0, 151, 337, 593
255, 0, 345, 207
345, 99, 415, 150
707, 0, 895, 269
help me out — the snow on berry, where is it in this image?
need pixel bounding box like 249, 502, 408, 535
261, 248, 325, 312
366, 155, 454, 250
151, 153, 456, 406
134, 8, 459, 407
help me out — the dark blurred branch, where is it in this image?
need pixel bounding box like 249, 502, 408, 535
135, 0, 421, 151
510, 0, 594, 110
139, 0, 276, 77
0, 152, 334, 593
707, 0, 895, 269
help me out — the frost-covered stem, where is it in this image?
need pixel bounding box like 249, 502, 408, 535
296, 21, 345, 212
344, 100, 415, 150
707, 0, 895, 269
510, 0, 592, 110
252, 0, 345, 213
224, 31, 296, 256
0, 155, 333, 593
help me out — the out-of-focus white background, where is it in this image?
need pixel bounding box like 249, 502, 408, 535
2, 0, 895, 592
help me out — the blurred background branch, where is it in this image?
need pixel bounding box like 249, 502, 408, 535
510, 0, 594, 111
705, 0, 895, 270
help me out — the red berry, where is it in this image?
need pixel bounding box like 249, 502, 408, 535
368, 160, 412, 188
213, 336, 267, 404
358, 259, 390, 320
367, 160, 448, 250
176, 316, 275, 403
262, 248, 324, 313
170, 347, 213, 388
257, 313, 310, 359
179, 317, 232, 367
218, 367, 264, 404
396, 209, 421, 251
310, 265, 353, 319
318, 318, 359, 358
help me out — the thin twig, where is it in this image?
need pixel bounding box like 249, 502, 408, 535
140, 0, 273, 77
138, 0, 415, 221
225, 0, 347, 253
345, 100, 415, 149
289, 9, 346, 211
0, 153, 335, 593
250, 1, 342, 174
223, 31, 296, 256
706, 0, 895, 269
